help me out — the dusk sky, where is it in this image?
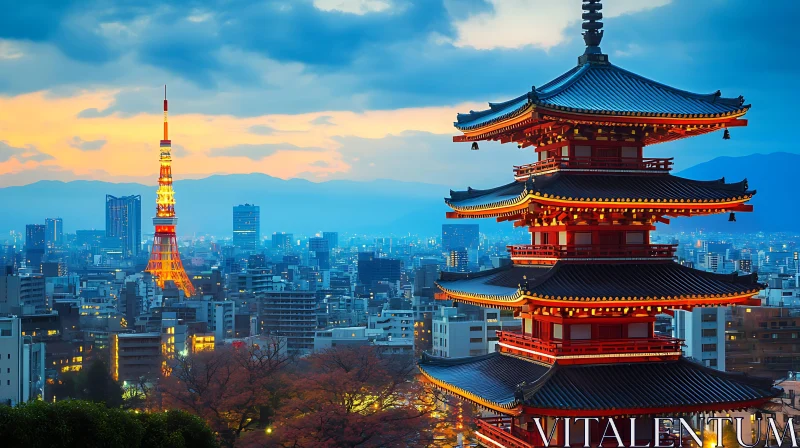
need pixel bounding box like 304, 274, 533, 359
0, 0, 795, 188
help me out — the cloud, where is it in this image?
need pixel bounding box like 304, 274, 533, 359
451, 0, 672, 50
310, 160, 330, 167
0, 141, 53, 163
77, 107, 114, 118
0, 40, 23, 59
208, 143, 325, 161
69, 136, 107, 151
313, 0, 392, 15
248, 124, 276, 135
310, 115, 334, 126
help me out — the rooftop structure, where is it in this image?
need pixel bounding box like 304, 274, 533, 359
420, 2, 778, 446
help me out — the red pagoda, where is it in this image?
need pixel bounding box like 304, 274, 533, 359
419, 2, 778, 446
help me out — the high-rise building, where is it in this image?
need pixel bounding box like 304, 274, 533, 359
0, 317, 45, 406
446, 249, 469, 273
357, 252, 401, 286
271, 232, 293, 251
145, 89, 195, 297
258, 291, 320, 356
441, 224, 479, 252
309, 237, 330, 270
322, 232, 338, 251
44, 218, 63, 250
105, 195, 142, 258
233, 204, 260, 252
25, 224, 45, 272
418, 3, 776, 445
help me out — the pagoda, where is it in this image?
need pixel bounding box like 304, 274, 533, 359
419, 2, 779, 446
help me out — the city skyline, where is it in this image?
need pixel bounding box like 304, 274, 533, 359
0, 0, 795, 189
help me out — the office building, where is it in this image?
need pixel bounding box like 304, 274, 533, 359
309, 237, 330, 270
431, 306, 521, 358
233, 204, 260, 252
357, 252, 401, 286
258, 291, 320, 356
44, 218, 63, 250
0, 268, 47, 315
110, 332, 161, 382
25, 224, 46, 272
105, 195, 142, 258
673, 307, 726, 370
0, 316, 45, 406
322, 232, 338, 251
271, 232, 293, 251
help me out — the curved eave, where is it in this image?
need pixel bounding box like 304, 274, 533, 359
436, 283, 525, 310
525, 291, 761, 309
455, 104, 749, 142
446, 192, 755, 215
522, 396, 776, 418
418, 367, 522, 416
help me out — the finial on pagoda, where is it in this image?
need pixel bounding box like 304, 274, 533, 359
579, 1, 608, 65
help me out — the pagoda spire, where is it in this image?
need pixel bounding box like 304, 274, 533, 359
579, 0, 608, 64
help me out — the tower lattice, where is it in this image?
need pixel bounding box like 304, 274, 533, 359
145, 87, 196, 297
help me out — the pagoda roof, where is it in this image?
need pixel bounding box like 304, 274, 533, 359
419, 352, 779, 416
455, 62, 749, 131
446, 173, 753, 212
436, 262, 762, 307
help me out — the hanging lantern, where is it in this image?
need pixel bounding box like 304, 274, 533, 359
728, 212, 736, 222
723, 129, 731, 140
471, 142, 479, 150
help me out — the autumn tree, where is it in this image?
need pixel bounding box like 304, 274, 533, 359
258, 346, 443, 448
160, 337, 291, 447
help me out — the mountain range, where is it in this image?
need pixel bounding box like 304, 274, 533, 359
0, 152, 795, 237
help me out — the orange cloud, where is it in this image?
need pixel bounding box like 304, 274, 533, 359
0, 89, 479, 186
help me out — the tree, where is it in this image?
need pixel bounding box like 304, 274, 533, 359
260, 346, 442, 448
0, 400, 218, 448
47, 358, 123, 408
160, 337, 291, 447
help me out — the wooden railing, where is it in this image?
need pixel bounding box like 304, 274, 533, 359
475, 418, 534, 448
508, 244, 677, 262
514, 156, 673, 178
497, 331, 683, 358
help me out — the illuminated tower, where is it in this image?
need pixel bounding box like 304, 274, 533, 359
145, 87, 196, 297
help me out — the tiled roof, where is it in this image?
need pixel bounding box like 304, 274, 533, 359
445, 173, 754, 211
419, 353, 779, 414
437, 262, 762, 302
455, 62, 749, 131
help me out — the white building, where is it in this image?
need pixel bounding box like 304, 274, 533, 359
0, 316, 45, 405
432, 306, 521, 358
673, 307, 725, 370
187, 300, 236, 342
368, 307, 414, 341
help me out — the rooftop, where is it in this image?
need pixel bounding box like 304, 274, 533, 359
420, 352, 779, 416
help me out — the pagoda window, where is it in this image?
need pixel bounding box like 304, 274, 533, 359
626, 231, 645, 245
560, 146, 569, 157
628, 322, 649, 338
574, 232, 591, 245
598, 324, 623, 339
575, 145, 591, 157
524, 318, 533, 336
570, 324, 591, 340
558, 231, 568, 246
595, 146, 619, 159
552, 323, 563, 340
598, 231, 620, 245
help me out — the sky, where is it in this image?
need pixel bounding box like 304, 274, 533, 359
0, 0, 796, 189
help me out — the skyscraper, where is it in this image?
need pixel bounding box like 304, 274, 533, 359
24, 225, 45, 272
271, 232, 293, 251
44, 218, 63, 250
232, 204, 260, 252
105, 195, 142, 258
441, 224, 479, 252
308, 237, 330, 270
322, 232, 338, 251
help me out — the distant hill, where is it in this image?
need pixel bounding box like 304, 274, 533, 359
0, 153, 794, 237
671, 152, 798, 233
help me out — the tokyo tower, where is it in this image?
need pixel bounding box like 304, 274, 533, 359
145, 87, 196, 297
